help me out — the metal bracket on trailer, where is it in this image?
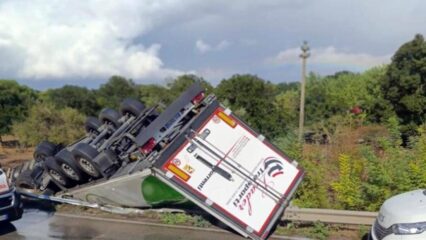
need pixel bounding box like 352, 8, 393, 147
18, 190, 185, 215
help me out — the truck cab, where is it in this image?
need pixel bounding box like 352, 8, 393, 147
371, 189, 426, 240
0, 167, 23, 223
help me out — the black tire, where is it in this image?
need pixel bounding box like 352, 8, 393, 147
119, 98, 145, 117
34, 141, 57, 162
85, 116, 102, 134
72, 143, 101, 178
55, 149, 87, 182
44, 157, 74, 187
16, 169, 36, 189
99, 108, 121, 128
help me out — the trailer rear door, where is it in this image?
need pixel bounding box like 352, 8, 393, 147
153, 103, 304, 240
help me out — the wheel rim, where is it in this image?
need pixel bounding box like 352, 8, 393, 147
61, 163, 79, 181
49, 169, 66, 185
79, 158, 98, 176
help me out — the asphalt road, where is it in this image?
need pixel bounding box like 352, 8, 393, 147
0, 208, 250, 240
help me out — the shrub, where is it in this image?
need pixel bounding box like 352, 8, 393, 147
12, 103, 85, 146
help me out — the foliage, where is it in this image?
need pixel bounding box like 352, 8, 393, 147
159, 212, 210, 227
191, 215, 211, 228
332, 154, 364, 209
0, 80, 37, 138
42, 85, 101, 116
160, 212, 191, 225
305, 69, 385, 126
215, 74, 283, 138
381, 34, 426, 138
292, 158, 330, 208
409, 126, 426, 189
12, 104, 85, 146
274, 90, 299, 129
275, 132, 330, 208
166, 74, 213, 99
276, 81, 299, 93
360, 147, 392, 211
309, 221, 330, 240
96, 75, 139, 109
138, 84, 171, 107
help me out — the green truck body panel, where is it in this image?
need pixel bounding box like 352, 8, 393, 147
141, 175, 186, 205
65, 169, 187, 208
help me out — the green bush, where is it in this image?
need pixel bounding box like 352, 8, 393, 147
12, 103, 85, 146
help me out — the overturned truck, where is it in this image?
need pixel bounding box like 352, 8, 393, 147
11, 83, 304, 240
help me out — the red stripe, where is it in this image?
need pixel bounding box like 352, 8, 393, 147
272, 171, 284, 178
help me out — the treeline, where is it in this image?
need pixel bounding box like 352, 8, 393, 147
1, 34, 426, 211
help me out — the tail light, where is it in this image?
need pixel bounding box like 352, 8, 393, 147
191, 91, 205, 105
217, 111, 237, 128
140, 138, 156, 155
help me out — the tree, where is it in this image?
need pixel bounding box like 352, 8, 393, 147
381, 34, 426, 138
43, 85, 100, 116
166, 74, 213, 100
12, 104, 85, 146
138, 84, 171, 107
0, 80, 37, 141
215, 74, 283, 138
276, 81, 299, 93
96, 76, 139, 109
274, 90, 299, 129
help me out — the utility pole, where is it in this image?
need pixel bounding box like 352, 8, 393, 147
298, 41, 310, 142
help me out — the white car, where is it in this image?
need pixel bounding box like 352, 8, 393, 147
0, 168, 23, 223
370, 189, 426, 240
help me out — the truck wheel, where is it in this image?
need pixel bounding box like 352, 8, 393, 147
119, 98, 145, 117
85, 116, 102, 134
92, 149, 119, 178
55, 149, 87, 182
16, 169, 36, 189
72, 143, 101, 178
99, 108, 121, 128
44, 157, 74, 187
34, 140, 57, 162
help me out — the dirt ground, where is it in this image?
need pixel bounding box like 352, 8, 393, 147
0, 136, 34, 168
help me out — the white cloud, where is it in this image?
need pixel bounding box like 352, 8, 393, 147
0, 0, 186, 82
195, 39, 230, 54
270, 46, 391, 68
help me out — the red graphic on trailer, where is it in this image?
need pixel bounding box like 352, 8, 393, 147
264, 157, 284, 178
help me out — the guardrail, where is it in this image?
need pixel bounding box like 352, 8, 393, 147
283, 207, 377, 225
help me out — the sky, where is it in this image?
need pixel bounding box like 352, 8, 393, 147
0, 0, 424, 89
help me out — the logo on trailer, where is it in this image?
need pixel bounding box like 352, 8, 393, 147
264, 157, 284, 178
183, 164, 195, 174
172, 158, 181, 166
212, 115, 221, 124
